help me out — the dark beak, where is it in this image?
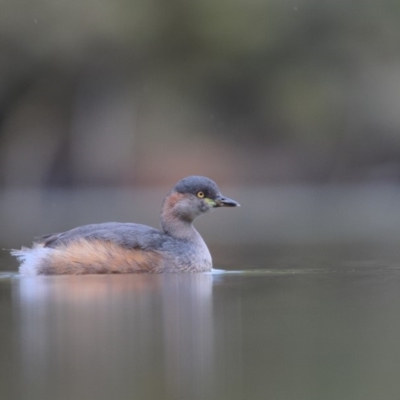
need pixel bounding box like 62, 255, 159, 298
214, 194, 240, 207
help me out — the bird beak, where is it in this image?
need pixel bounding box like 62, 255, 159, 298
214, 194, 240, 207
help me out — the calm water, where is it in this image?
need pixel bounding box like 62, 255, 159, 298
2, 244, 400, 400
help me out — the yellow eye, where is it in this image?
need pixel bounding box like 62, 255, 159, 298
197, 191, 205, 198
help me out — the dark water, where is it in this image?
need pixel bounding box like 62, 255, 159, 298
2, 245, 400, 400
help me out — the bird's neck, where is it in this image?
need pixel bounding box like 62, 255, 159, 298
160, 193, 199, 242
160, 212, 199, 241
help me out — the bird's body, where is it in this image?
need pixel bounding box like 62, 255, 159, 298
12, 176, 239, 275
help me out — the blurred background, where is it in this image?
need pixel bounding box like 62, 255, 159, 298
2, 0, 400, 269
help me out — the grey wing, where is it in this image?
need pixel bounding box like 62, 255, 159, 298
35, 222, 169, 250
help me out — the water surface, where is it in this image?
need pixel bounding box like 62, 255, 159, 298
2, 244, 400, 400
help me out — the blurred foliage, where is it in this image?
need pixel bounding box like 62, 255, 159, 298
1, 0, 400, 186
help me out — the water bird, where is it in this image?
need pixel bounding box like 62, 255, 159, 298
12, 176, 239, 275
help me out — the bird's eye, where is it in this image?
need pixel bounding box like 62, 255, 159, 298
197, 191, 205, 198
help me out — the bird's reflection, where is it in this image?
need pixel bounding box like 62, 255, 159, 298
161, 274, 214, 399
14, 273, 220, 400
